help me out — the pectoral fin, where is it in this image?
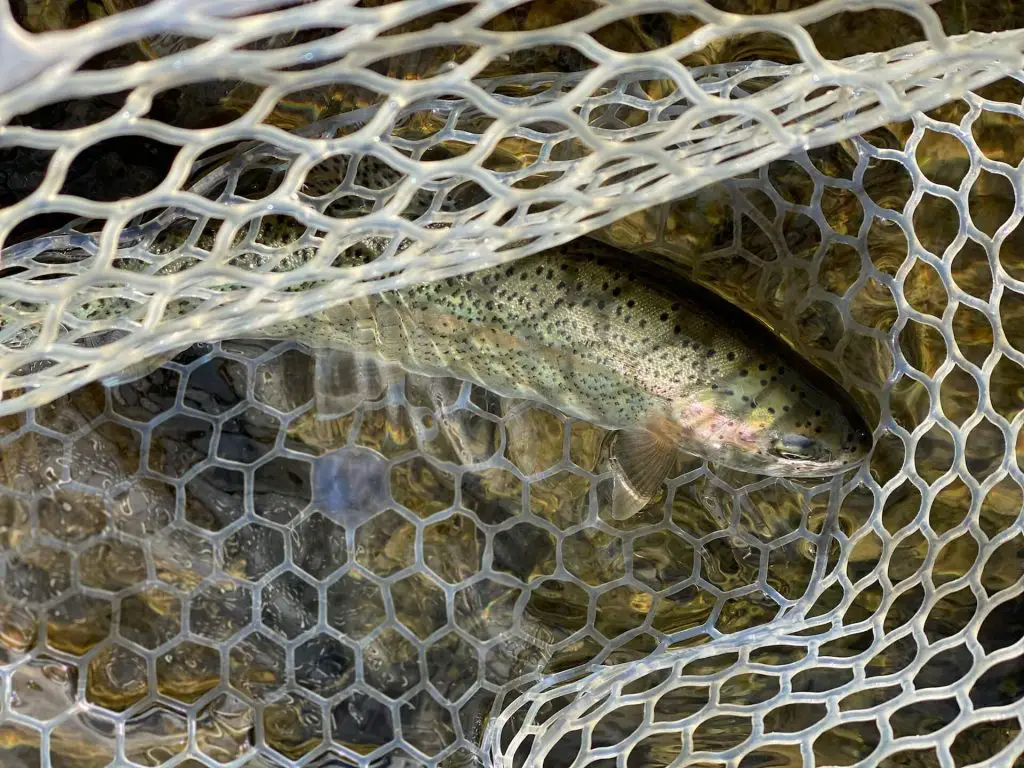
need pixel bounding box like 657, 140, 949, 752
609, 427, 678, 520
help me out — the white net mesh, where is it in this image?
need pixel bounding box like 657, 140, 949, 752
0, 1, 1023, 767
2, 0, 1024, 414
490, 89, 1024, 765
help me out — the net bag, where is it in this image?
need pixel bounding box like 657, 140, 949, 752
1, 0, 1023, 414
0, 1, 1021, 767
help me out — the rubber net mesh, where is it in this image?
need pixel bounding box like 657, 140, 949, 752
2, 0, 1024, 414
0, 1, 1023, 767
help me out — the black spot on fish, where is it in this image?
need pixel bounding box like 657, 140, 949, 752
612, 287, 621, 297
674, 325, 681, 334
760, 380, 768, 386
739, 370, 748, 377
767, 407, 776, 414
727, 352, 735, 361
759, 363, 767, 371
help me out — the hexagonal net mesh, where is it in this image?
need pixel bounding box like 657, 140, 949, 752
0, 1, 1022, 768
2, 0, 1024, 414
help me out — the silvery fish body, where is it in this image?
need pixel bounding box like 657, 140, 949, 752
85, 150, 869, 513
262, 239, 871, 514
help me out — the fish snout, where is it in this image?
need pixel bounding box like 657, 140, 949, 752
769, 433, 835, 463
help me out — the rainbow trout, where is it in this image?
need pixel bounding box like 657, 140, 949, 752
259, 239, 871, 517
90, 155, 868, 516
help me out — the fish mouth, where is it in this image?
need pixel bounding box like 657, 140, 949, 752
738, 432, 868, 478
711, 446, 867, 479
770, 434, 836, 463
681, 426, 869, 479
754, 454, 867, 478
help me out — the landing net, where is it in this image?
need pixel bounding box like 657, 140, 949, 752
0, 2, 1021, 767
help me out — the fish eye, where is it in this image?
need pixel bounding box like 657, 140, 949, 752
771, 434, 833, 462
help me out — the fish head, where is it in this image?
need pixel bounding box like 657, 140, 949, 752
670, 358, 872, 478
758, 393, 872, 477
